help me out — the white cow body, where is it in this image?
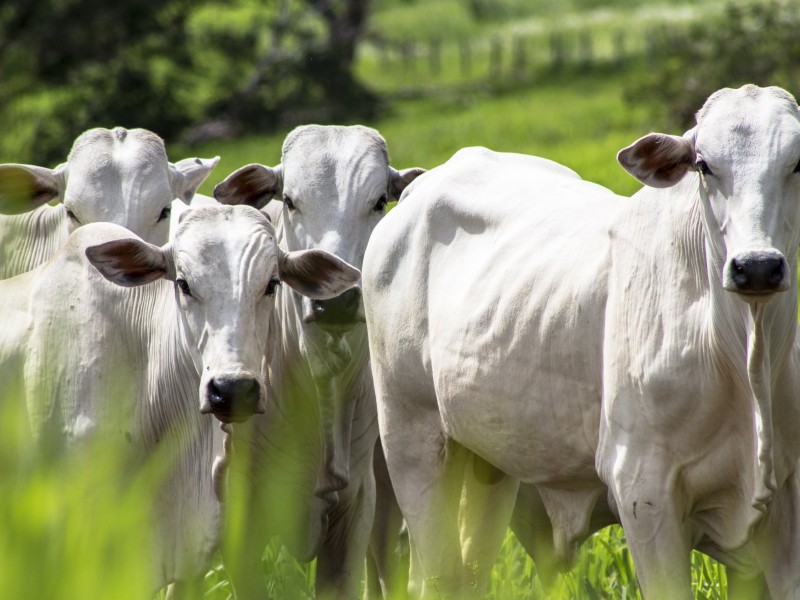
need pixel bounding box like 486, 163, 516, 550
0, 126, 218, 279
0, 205, 360, 596
364, 86, 800, 599
214, 124, 424, 599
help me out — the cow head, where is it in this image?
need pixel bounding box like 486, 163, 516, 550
85, 205, 360, 423
214, 124, 425, 329
618, 86, 800, 303
0, 127, 218, 246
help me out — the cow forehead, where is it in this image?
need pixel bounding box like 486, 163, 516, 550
175, 206, 278, 280
65, 128, 172, 206
696, 86, 800, 156
281, 125, 390, 194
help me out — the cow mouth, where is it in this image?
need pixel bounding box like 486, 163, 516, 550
203, 410, 255, 424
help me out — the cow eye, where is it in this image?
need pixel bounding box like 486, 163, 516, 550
793, 159, 800, 173
176, 278, 192, 297
266, 278, 280, 297
283, 195, 295, 211
66, 209, 81, 224
157, 206, 171, 222
374, 194, 388, 212
696, 160, 713, 176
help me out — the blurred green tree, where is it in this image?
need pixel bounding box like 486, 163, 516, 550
625, 1, 800, 130
0, 0, 199, 164
183, 0, 380, 144
0, 0, 379, 163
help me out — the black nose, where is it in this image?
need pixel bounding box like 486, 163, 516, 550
309, 288, 362, 325
206, 376, 261, 422
728, 251, 787, 294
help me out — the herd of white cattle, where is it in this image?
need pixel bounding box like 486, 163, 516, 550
1, 83, 799, 600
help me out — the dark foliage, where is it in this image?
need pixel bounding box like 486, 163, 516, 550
625, 2, 800, 130
0, 0, 197, 163
0, 0, 380, 163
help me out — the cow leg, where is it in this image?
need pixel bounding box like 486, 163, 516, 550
611, 460, 692, 600
510, 484, 561, 588
458, 452, 519, 594
382, 408, 472, 599
366, 440, 409, 600
727, 570, 770, 600
316, 467, 376, 600
164, 576, 205, 600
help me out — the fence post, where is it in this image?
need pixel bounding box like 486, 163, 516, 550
429, 39, 441, 77
613, 31, 626, 68
550, 32, 564, 71
459, 40, 472, 77
512, 35, 527, 77
401, 41, 415, 73
578, 31, 593, 69
489, 36, 503, 77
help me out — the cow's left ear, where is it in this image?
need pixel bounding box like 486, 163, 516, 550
389, 167, 426, 201
214, 164, 283, 209
617, 133, 696, 188
170, 156, 220, 203
0, 163, 67, 214
86, 239, 170, 287
278, 249, 361, 300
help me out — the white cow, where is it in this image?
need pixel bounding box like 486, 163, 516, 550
363, 85, 800, 599
0, 204, 360, 597
213, 124, 424, 599
0, 126, 218, 279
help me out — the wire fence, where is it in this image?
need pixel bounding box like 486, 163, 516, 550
359, 25, 682, 92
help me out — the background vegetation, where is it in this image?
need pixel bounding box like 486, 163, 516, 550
2, 0, 799, 598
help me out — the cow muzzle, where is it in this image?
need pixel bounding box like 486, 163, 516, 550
200, 374, 265, 423
724, 249, 789, 299
303, 287, 364, 327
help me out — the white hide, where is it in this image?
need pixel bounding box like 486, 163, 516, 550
363, 86, 800, 599
213, 124, 424, 600
0, 205, 360, 595
0, 126, 218, 279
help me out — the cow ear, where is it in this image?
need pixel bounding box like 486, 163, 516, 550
85, 239, 170, 287
617, 133, 696, 188
170, 156, 220, 204
279, 249, 361, 300
0, 163, 66, 213
214, 164, 282, 209
389, 167, 426, 201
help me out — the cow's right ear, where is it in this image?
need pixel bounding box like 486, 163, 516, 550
279, 249, 361, 300
617, 133, 696, 188
0, 163, 67, 214
214, 164, 283, 209
85, 239, 169, 287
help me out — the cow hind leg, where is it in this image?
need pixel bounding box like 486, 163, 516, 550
164, 575, 204, 600
382, 410, 472, 599
458, 452, 519, 594
316, 469, 376, 600
366, 440, 409, 600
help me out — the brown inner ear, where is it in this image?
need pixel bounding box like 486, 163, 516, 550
640, 135, 693, 177
86, 239, 167, 287
215, 165, 278, 209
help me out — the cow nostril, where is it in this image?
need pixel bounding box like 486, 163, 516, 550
769, 260, 785, 286
731, 258, 748, 287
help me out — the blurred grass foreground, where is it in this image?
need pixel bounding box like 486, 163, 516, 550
3, 0, 800, 598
